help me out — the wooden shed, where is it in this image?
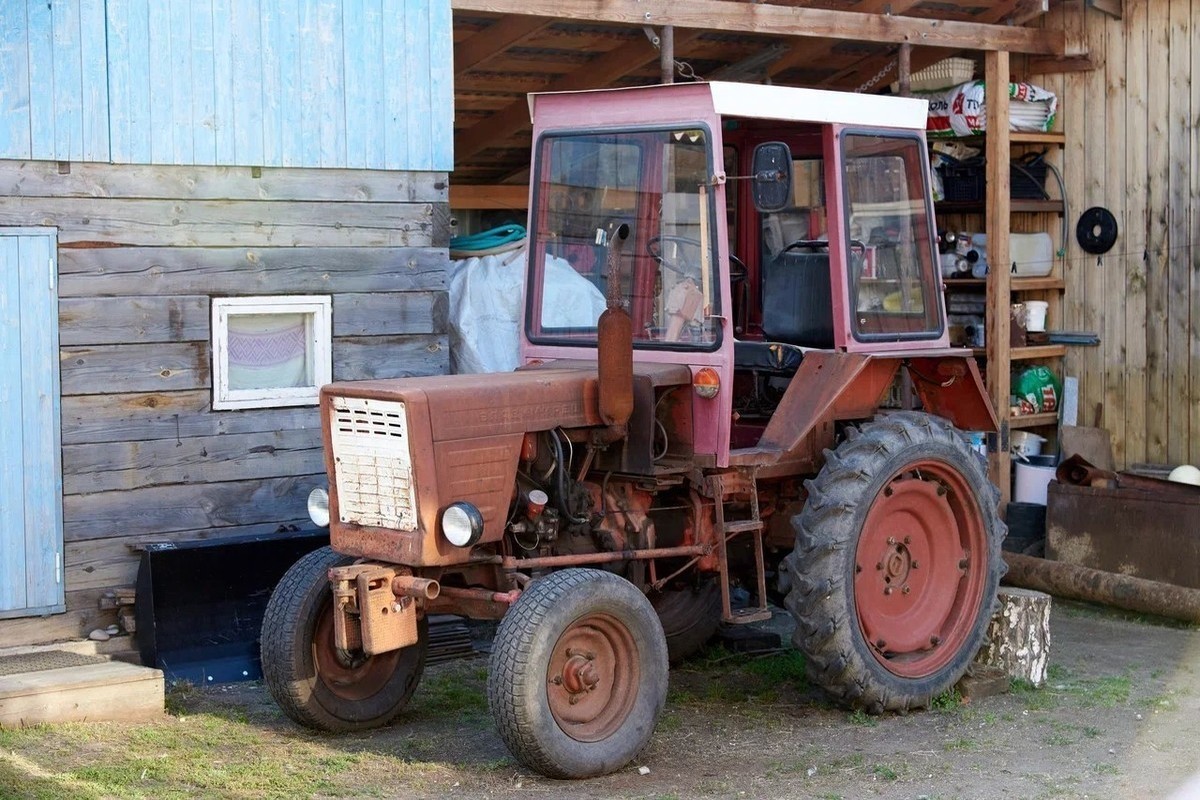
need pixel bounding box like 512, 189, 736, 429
445, 0, 1198, 487
0, 0, 452, 645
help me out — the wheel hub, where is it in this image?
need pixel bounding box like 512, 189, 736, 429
546, 614, 639, 743
853, 461, 987, 679
560, 651, 600, 696
312, 602, 402, 701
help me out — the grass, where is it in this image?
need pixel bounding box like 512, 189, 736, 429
930, 688, 963, 711
670, 645, 809, 705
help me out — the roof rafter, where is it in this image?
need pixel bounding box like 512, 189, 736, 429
455, 30, 703, 161
455, 16, 553, 74
449, 0, 1067, 56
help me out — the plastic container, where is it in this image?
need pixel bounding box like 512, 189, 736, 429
1014, 455, 1057, 506
1010, 430, 1046, 458
890, 57, 975, 94
1011, 232, 1054, 277
1025, 300, 1049, 332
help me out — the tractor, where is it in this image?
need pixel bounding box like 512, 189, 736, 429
261, 80, 1005, 779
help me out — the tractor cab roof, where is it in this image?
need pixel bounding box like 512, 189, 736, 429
528, 80, 929, 132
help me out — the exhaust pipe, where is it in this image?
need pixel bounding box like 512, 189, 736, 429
597, 222, 633, 435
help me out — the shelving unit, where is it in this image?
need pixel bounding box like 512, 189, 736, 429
934, 52, 1067, 502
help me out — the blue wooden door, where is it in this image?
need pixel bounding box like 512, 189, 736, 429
0, 229, 64, 618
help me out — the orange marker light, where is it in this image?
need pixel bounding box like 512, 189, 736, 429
693, 367, 720, 399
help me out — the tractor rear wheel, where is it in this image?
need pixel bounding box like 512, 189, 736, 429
651, 579, 721, 663
784, 412, 1004, 713
488, 568, 669, 778
261, 546, 428, 732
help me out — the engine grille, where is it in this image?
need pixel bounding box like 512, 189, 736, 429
329, 396, 418, 530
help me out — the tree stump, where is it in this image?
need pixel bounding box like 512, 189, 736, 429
974, 587, 1051, 687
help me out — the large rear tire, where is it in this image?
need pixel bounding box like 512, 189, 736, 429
261, 546, 428, 732
651, 579, 721, 663
784, 412, 1004, 713
488, 568, 669, 779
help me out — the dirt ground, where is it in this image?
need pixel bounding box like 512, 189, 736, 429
2, 601, 1200, 800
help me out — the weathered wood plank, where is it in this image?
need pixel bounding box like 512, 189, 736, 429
79, 0, 110, 162
0, 587, 116, 647
58, 246, 448, 297
0, 237, 27, 613
26, 0, 55, 161
332, 292, 448, 337
63, 520, 312, 592
62, 474, 326, 540
1102, 10, 1126, 464
51, 0, 84, 161
60, 342, 210, 396
231, 0, 266, 166
1166, 0, 1192, 465
1191, 0, 1200, 465
333, 334, 449, 380
1121, 0, 1147, 466
63, 428, 323, 495
61, 389, 320, 445
1144, 0, 1170, 462
59, 296, 210, 345
0, 197, 437, 248
0, 4, 32, 158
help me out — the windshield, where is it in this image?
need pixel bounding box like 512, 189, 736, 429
526, 128, 721, 349
842, 133, 942, 339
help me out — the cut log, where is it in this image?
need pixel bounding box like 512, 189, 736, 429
1004, 553, 1200, 624
974, 587, 1051, 687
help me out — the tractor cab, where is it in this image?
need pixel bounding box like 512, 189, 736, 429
521, 82, 949, 464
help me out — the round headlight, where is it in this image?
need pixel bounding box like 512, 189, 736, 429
441, 502, 484, 547
307, 487, 330, 528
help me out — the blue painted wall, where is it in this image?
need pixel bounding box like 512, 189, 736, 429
0, 0, 453, 171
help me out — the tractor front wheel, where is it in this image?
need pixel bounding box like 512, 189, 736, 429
261, 546, 428, 732
784, 412, 1004, 713
488, 568, 669, 778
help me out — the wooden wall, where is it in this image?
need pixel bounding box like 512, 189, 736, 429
1023, 0, 1198, 469
0, 0, 454, 171
0, 160, 450, 644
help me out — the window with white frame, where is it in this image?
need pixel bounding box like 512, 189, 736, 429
211, 296, 332, 410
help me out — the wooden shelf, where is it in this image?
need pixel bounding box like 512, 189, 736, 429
936, 199, 1064, 214
943, 277, 1064, 292
969, 345, 1066, 360
1009, 411, 1060, 429
1012, 276, 1065, 291
943, 131, 1065, 146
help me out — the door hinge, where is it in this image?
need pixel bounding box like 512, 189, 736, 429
56, 551, 62, 584
49, 258, 56, 291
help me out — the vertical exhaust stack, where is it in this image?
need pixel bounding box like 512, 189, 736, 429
597, 223, 633, 436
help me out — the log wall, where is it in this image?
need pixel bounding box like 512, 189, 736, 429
0, 160, 450, 645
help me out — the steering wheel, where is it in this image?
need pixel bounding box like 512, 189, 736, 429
728, 253, 748, 284
781, 238, 868, 255
647, 234, 703, 277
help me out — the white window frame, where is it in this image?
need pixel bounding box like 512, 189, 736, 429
211, 295, 333, 410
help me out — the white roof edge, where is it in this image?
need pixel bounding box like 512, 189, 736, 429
527, 81, 929, 131
706, 81, 928, 129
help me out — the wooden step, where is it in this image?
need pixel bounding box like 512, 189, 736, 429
722, 607, 773, 625
0, 661, 164, 727
722, 520, 763, 535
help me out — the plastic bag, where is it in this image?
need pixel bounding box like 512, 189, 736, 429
1013, 366, 1061, 415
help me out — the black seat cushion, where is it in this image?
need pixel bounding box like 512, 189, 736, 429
734, 340, 806, 375
761, 251, 835, 349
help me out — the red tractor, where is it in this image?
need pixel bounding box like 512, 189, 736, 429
262, 81, 1004, 779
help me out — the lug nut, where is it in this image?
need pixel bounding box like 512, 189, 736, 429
884, 587, 894, 595
902, 586, 911, 595
911, 560, 919, 569
887, 536, 897, 545
930, 635, 941, 646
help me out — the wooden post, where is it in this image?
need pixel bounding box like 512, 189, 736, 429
660, 26, 675, 84
985, 50, 1012, 504
975, 587, 1051, 687
897, 43, 912, 96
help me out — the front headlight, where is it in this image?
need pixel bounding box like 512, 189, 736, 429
307, 487, 330, 528
441, 502, 484, 547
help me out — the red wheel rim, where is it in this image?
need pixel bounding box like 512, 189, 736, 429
546, 613, 639, 743
853, 459, 988, 679
312, 599, 402, 701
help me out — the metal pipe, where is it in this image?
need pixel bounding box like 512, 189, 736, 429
501, 544, 709, 571
660, 25, 675, 84
436, 585, 522, 605
391, 575, 440, 600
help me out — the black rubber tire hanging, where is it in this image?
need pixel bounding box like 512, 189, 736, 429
1076, 206, 1119, 255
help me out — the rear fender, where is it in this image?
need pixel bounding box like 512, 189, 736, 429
905, 356, 998, 432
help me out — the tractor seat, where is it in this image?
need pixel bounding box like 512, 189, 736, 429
733, 340, 808, 376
